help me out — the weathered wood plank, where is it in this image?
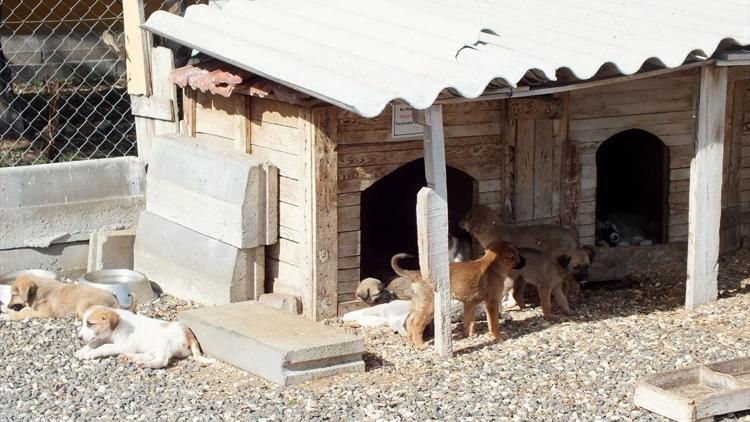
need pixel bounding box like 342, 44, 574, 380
122, 0, 151, 96
514, 119, 535, 222
570, 87, 694, 108
302, 106, 339, 320
250, 97, 300, 128
570, 97, 692, 120
686, 66, 727, 311
419, 104, 452, 358
338, 192, 361, 207
570, 110, 695, 132
533, 119, 554, 220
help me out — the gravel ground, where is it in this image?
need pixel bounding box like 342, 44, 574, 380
2, 249, 750, 421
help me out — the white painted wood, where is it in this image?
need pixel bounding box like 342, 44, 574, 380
418, 104, 452, 358
122, 0, 151, 96
686, 66, 728, 311
130, 95, 175, 121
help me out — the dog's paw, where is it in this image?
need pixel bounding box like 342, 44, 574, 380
119, 354, 134, 363
75, 349, 93, 360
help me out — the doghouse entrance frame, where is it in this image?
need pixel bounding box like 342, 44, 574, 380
595, 129, 670, 245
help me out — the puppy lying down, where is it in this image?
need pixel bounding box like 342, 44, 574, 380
342, 299, 505, 336
76, 305, 213, 368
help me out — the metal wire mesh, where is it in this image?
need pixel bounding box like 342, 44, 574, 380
0, 0, 195, 167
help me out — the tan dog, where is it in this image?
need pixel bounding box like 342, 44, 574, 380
504, 248, 587, 320
356, 276, 413, 305
459, 205, 577, 250
392, 241, 525, 350
4, 274, 132, 320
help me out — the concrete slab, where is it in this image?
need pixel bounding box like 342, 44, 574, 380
0, 241, 89, 279
180, 302, 365, 386
258, 293, 301, 314
0, 157, 145, 249
133, 211, 264, 305
147, 135, 278, 249
87, 229, 136, 272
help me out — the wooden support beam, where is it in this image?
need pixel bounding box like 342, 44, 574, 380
417, 104, 452, 358
122, 0, 152, 96
302, 106, 339, 320
686, 66, 728, 311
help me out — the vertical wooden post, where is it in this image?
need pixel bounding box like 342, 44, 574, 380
417, 104, 452, 358
123, 0, 154, 161
302, 106, 338, 320
123, 0, 152, 96
686, 66, 728, 311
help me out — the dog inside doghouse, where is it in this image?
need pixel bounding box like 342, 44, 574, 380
360, 158, 475, 285
595, 129, 668, 247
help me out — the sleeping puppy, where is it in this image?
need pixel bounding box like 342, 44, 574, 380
504, 248, 580, 321
4, 274, 132, 320
393, 241, 525, 350
356, 276, 413, 305
75, 305, 212, 368
460, 205, 577, 251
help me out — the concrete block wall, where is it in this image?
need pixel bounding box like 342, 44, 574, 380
134, 135, 278, 305
0, 157, 146, 276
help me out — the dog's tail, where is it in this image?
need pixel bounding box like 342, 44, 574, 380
184, 326, 215, 365
390, 253, 421, 278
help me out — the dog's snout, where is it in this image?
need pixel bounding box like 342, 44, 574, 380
9, 303, 24, 312
513, 256, 526, 270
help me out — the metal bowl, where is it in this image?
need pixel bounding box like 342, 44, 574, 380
79, 269, 156, 309
0, 269, 60, 306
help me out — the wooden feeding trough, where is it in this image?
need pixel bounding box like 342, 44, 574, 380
634, 357, 750, 421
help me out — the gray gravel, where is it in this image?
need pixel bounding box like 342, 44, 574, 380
2, 249, 750, 421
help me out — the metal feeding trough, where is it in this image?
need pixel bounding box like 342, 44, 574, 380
79, 269, 157, 308
0, 269, 59, 307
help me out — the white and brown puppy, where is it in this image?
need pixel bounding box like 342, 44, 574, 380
4, 274, 131, 320
75, 305, 211, 368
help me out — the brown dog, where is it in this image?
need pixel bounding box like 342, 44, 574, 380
392, 241, 525, 350
460, 205, 577, 250
505, 248, 592, 320
4, 274, 132, 320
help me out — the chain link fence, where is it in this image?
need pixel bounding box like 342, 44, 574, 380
0, 0, 198, 167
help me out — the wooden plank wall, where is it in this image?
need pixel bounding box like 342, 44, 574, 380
248, 98, 305, 299
568, 70, 699, 245
720, 76, 748, 252
510, 112, 565, 226
739, 81, 750, 240
335, 100, 506, 307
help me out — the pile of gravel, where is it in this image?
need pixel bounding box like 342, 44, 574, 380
1, 249, 749, 421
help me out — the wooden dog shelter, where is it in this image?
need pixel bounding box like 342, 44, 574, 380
127, 0, 750, 355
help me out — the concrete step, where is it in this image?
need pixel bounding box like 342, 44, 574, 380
180, 302, 365, 386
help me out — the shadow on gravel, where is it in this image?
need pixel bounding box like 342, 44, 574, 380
494, 248, 750, 329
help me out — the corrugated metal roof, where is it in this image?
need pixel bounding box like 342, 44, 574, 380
144, 0, 750, 118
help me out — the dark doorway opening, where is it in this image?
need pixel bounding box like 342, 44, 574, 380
595, 129, 668, 246
361, 159, 475, 283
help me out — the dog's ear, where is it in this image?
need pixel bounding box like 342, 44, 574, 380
15, 276, 37, 303
91, 308, 120, 330
557, 254, 572, 269
581, 245, 595, 262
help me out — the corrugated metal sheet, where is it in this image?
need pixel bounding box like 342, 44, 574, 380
144, 0, 750, 117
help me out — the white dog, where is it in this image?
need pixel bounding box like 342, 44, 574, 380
75, 305, 212, 368
342, 299, 503, 336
